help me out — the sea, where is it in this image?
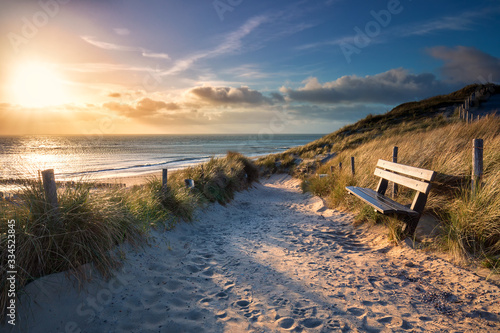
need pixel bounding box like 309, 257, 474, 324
0, 134, 322, 189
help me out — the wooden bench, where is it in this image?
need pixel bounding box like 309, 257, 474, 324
346, 159, 436, 236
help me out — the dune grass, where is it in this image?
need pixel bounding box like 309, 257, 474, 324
270, 116, 500, 265
0, 152, 259, 320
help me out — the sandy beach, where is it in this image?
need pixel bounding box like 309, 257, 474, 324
5, 175, 500, 332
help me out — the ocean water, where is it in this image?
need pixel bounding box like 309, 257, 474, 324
0, 134, 322, 184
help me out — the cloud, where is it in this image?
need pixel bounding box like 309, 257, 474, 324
81, 36, 170, 61
270, 92, 285, 103
189, 86, 275, 105
114, 28, 130, 36
160, 15, 268, 76
108, 93, 121, 98
296, 7, 498, 51
81, 36, 137, 51
281, 68, 447, 104
428, 46, 500, 83
142, 52, 170, 60
136, 98, 180, 111
104, 98, 180, 118
59, 63, 153, 73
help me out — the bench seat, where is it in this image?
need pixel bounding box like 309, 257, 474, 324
346, 186, 419, 216
345, 159, 436, 237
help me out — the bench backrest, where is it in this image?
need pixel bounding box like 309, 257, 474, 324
375, 160, 435, 194
375, 159, 436, 214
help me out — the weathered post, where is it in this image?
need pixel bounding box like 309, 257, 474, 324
185, 179, 195, 189
392, 146, 398, 199
41, 169, 60, 222
350, 157, 355, 176
339, 162, 342, 171
162, 169, 168, 189
466, 111, 469, 124
330, 165, 334, 174
472, 139, 483, 195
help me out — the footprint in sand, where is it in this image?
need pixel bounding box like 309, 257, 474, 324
215, 310, 227, 319
199, 297, 213, 303
271, 296, 289, 307
234, 300, 251, 309
347, 307, 366, 317
325, 318, 350, 331
300, 318, 323, 329
276, 317, 295, 330
377, 316, 411, 329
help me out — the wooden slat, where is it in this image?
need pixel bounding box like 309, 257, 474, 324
346, 186, 418, 216
374, 168, 432, 194
376, 160, 436, 181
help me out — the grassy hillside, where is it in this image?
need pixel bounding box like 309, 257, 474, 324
257, 84, 500, 268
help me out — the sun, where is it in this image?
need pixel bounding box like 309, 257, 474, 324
10, 62, 70, 107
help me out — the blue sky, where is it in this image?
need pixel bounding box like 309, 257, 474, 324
1, 0, 499, 134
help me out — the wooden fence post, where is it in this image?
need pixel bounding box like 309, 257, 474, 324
472, 139, 483, 195
185, 179, 195, 189
339, 162, 342, 171
392, 146, 398, 199
350, 157, 355, 176
41, 169, 61, 222
162, 169, 168, 189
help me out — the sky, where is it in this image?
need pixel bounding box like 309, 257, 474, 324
0, 0, 500, 135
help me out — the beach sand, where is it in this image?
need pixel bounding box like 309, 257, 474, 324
5, 175, 500, 332
108, 171, 163, 187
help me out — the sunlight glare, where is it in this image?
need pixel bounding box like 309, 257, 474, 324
10, 62, 69, 107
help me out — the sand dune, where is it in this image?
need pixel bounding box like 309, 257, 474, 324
5, 175, 500, 332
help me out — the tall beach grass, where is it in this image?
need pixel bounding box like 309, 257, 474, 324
0, 152, 259, 320
259, 115, 500, 266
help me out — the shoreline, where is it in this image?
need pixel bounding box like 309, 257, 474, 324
0, 154, 270, 192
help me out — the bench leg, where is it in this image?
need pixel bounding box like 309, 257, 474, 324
402, 216, 420, 238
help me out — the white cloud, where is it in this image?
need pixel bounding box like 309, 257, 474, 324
58, 63, 153, 73
141, 52, 170, 60
160, 15, 268, 77
81, 35, 137, 51
296, 7, 499, 51
114, 28, 130, 36
81, 36, 170, 61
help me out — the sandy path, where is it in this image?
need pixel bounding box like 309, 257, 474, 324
5, 175, 500, 332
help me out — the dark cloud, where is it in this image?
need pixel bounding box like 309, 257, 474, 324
103, 98, 180, 118
281, 69, 448, 105
270, 92, 285, 102
189, 86, 274, 105
428, 46, 500, 83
